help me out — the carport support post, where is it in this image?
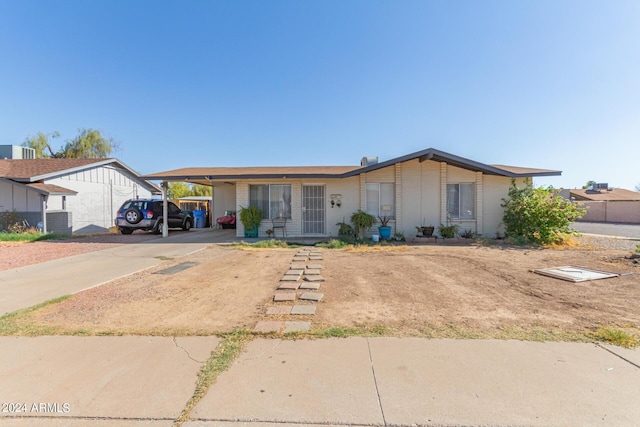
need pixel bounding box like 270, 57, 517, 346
162, 181, 169, 238
40, 195, 47, 234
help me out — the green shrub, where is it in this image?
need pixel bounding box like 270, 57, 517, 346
350, 210, 376, 240
317, 239, 350, 249
438, 224, 459, 238
238, 206, 263, 230
502, 180, 586, 245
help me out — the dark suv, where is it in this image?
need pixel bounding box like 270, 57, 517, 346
115, 199, 193, 235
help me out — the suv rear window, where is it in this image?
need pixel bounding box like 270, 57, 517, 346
122, 201, 150, 210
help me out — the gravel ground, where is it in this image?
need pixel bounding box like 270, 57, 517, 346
579, 235, 640, 251
0, 232, 160, 271
0, 233, 637, 273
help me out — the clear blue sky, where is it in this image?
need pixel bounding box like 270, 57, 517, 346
1, 0, 638, 190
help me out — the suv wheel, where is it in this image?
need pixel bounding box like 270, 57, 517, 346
182, 218, 192, 231
153, 220, 163, 234
125, 208, 142, 224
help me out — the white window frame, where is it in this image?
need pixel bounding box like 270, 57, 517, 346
366, 183, 395, 218
446, 183, 475, 220
249, 184, 292, 219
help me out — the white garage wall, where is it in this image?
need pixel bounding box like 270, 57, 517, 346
47, 165, 153, 233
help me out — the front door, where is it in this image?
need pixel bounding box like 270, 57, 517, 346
302, 185, 325, 235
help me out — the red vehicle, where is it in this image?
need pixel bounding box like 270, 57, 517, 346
216, 211, 236, 229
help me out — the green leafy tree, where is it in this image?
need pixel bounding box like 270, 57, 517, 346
60, 128, 118, 158
502, 180, 586, 244
166, 183, 212, 199
22, 129, 118, 158
191, 184, 212, 197
582, 180, 596, 189
22, 131, 60, 158
167, 182, 192, 199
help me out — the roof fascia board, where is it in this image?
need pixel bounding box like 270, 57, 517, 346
145, 173, 352, 181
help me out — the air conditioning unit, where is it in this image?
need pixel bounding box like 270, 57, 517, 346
361, 156, 378, 167
594, 183, 609, 191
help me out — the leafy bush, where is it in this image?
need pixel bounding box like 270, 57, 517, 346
238, 206, 263, 230
502, 180, 586, 244
316, 239, 350, 249
350, 210, 376, 240
438, 224, 459, 238
0, 210, 24, 233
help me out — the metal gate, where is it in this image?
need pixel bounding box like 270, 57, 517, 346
302, 185, 325, 235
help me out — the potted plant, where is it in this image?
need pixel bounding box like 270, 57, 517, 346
416, 225, 435, 237
393, 231, 405, 241
350, 210, 376, 240
239, 206, 263, 238
438, 223, 459, 239
377, 215, 393, 240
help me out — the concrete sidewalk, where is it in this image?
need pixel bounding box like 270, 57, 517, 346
1, 337, 638, 426
0, 229, 234, 315
187, 338, 640, 427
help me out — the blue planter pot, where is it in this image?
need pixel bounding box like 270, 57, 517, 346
378, 226, 392, 240
244, 225, 259, 238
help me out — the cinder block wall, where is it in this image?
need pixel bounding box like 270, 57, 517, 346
46, 211, 73, 234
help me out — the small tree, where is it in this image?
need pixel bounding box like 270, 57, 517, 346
350, 210, 376, 240
22, 131, 60, 158
502, 180, 586, 244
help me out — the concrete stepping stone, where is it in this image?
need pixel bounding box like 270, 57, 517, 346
283, 321, 310, 333
289, 265, 305, 270
297, 251, 310, 256
300, 292, 324, 302
304, 269, 321, 276
292, 257, 307, 262
304, 275, 325, 282
274, 293, 296, 302
284, 269, 302, 276
291, 305, 316, 315
254, 321, 282, 333
277, 282, 300, 290
307, 264, 323, 270
280, 274, 300, 281
266, 306, 292, 315
309, 256, 323, 261
299, 282, 321, 290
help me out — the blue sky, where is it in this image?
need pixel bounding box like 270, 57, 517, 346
1, 0, 638, 190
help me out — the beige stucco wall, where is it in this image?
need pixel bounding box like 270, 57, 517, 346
212, 183, 236, 222
227, 162, 530, 238
577, 201, 640, 224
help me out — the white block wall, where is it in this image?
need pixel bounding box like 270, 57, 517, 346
47, 165, 153, 233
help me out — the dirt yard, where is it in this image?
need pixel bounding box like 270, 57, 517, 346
22, 237, 640, 338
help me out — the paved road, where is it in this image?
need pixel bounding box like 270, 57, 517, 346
573, 221, 640, 239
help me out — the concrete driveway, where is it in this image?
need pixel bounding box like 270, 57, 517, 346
0, 229, 236, 315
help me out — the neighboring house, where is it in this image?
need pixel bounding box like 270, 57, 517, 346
567, 187, 640, 224
0, 147, 159, 233
144, 148, 561, 239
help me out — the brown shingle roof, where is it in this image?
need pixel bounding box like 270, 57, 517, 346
26, 183, 78, 195
144, 165, 362, 180
0, 158, 109, 181
570, 188, 640, 201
